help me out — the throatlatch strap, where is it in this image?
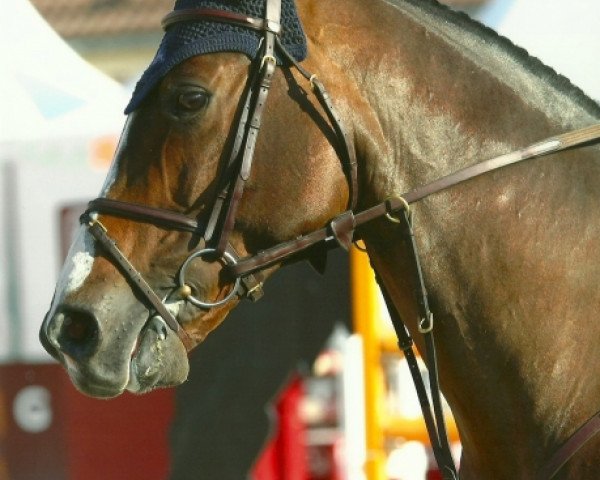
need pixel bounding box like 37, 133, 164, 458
274, 37, 358, 210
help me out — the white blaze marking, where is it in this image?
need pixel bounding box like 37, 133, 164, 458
66, 250, 95, 293
56, 226, 96, 296
59, 116, 135, 296
55, 118, 134, 298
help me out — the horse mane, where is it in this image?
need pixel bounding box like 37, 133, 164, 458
382, 0, 600, 118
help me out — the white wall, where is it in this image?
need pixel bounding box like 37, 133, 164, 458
0, 1, 127, 361
0, 140, 110, 361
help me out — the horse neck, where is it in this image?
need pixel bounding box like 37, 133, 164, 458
310, 0, 600, 475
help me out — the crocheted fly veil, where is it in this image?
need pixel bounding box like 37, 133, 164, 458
125, 0, 307, 113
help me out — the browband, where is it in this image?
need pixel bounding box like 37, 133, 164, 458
162, 8, 282, 34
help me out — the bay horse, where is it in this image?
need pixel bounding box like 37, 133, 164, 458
40, 0, 600, 478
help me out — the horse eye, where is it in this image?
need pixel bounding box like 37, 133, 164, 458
177, 90, 209, 111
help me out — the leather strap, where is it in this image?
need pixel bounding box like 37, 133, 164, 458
215, 56, 278, 254
228, 122, 600, 277
206, 0, 282, 255
275, 37, 359, 210
375, 210, 458, 479
311, 77, 358, 209
85, 199, 265, 302
88, 198, 203, 233
214, 0, 281, 254
204, 66, 259, 242
162, 8, 281, 34
401, 123, 600, 205
82, 214, 198, 351
538, 411, 600, 479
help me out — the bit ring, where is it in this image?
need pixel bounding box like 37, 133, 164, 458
178, 248, 241, 309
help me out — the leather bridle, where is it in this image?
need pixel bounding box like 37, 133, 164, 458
78, 0, 600, 477
80, 0, 358, 352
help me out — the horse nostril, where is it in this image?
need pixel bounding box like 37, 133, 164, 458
65, 317, 91, 342
57, 307, 100, 359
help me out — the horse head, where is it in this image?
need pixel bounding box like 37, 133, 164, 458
40, 0, 356, 397
37, 0, 600, 476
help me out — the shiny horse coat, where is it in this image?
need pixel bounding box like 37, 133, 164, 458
41, 0, 600, 478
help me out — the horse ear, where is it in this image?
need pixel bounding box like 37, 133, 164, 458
307, 246, 328, 275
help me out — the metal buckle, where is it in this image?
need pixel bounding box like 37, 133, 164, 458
260, 54, 277, 69
385, 196, 411, 224
85, 212, 108, 233
178, 248, 242, 309
309, 74, 319, 91
265, 20, 281, 34
418, 312, 434, 334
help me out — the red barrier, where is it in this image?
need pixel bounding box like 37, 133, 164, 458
0, 363, 173, 480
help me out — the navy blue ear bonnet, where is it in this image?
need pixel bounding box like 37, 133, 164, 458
125, 0, 307, 113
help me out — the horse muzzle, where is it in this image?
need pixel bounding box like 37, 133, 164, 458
40, 303, 189, 398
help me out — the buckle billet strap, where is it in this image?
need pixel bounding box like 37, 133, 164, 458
377, 276, 456, 477
214, 54, 277, 255
212, 1, 282, 255
376, 211, 458, 478
204, 58, 262, 243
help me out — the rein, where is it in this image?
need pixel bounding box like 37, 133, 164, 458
78, 0, 600, 476
227, 123, 600, 278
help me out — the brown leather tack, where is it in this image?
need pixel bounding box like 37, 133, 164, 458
329, 211, 356, 250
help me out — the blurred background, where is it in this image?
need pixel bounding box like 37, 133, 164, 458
0, 1, 598, 479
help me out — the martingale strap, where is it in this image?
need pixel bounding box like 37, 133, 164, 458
376, 209, 458, 480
